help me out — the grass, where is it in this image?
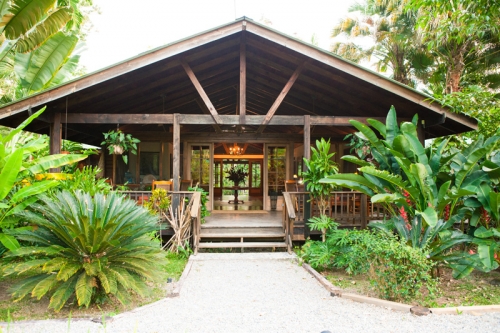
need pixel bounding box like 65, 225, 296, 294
0, 251, 189, 322
322, 267, 500, 308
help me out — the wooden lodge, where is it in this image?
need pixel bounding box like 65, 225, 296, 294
0, 18, 477, 251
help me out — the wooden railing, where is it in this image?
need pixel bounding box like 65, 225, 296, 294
119, 190, 202, 254
282, 191, 390, 243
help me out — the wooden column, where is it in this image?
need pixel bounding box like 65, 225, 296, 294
135, 143, 141, 186
49, 113, 62, 172
112, 154, 117, 186
303, 115, 311, 170
173, 114, 180, 191
159, 141, 165, 179
303, 115, 311, 238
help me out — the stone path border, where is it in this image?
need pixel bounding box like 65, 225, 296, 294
301, 261, 500, 315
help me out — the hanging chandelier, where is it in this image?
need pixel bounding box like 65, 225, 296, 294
229, 145, 243, 155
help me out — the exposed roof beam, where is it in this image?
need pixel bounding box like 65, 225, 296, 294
181, 59, 222, 125
63, 113, 393, 126
195, 98, 222, 133
257, 60, 307, 133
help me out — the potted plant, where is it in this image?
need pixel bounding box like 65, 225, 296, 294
101, 130, 140, 164
225, 166, 248, 187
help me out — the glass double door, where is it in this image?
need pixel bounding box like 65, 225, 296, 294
213, 159, 263, 198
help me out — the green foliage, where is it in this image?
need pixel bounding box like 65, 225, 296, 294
0, 107, 85, 252
101, 130, 140, 164
15, 32, 79, 95
367, 235, 438, 301
3, 190, 167, 311
302, 138, 339, 241
322, 106, 500, 277
0, 0, 93, 103
300, 227, 374, 275
300, 228, 438, 301
56, 166, 112, 196
143, 188, 170, 217
225, 166, 248, 187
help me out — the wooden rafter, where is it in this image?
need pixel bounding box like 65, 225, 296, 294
195, 98, 222, 133
257, 60, 307, 133
239, 32, 246, 125
180, 59, 222, 125
222, 143, 230, 154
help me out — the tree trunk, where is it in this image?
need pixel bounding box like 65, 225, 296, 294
445, 43, 468, 94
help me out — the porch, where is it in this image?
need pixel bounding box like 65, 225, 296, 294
126, 188, 389, 253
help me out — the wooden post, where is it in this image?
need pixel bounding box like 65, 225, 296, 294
360, 193, 368, 228
49, 113, 62, 172
112, 154, 117, 186
173, 114, 180, 191
303, 115, 311, 166
135, 143, 141, 186
303, 115, 311, 238
159, 141, 165, 179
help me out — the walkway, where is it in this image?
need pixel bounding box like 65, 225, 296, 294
3, 253, 500, 333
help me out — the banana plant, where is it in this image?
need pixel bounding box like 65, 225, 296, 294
0, 106, 86, 252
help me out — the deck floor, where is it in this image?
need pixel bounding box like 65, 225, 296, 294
203, 210, 282, 228
213, 194, 263, 211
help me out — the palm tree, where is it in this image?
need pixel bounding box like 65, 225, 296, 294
331, 0, 432, 88
409, 0, 500, 94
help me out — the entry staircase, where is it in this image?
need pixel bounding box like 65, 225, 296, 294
196, 211, 288, 251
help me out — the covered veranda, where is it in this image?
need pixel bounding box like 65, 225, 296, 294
0, 18, 477, 242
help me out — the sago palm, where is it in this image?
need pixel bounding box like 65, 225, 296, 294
3, 190, 167, 311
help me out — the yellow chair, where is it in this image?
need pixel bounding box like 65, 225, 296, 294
152, 180, 172, 191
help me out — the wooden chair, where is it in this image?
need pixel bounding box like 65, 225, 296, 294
285, 180, 298, 192
152, 180, 172, 191
180, 179, 193, 191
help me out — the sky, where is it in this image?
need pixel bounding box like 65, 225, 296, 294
79, 0, 357, 72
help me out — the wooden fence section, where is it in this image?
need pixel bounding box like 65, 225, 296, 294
283, 191, 390, 242
119, 191, 202, 253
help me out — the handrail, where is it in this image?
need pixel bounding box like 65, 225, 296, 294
190, 191, 201, 218
283, 192, 296, 219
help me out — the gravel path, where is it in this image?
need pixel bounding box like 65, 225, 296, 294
2, 252, 500, 333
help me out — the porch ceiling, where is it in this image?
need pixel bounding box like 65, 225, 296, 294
0, 18, 476, 146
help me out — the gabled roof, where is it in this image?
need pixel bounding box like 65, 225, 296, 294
0, 17, 476, 145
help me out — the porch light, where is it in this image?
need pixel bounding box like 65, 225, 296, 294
229, 145, 243, 155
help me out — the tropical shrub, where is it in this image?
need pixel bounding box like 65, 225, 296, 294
3, 190, 167, 311
321, 106, 500, 277
300, 226, 372, 275
367, 235, 437, 301
300, 228, 437, 301
302, 138, 339, 241
57, 166, 112, 196
0, 107, 85, 252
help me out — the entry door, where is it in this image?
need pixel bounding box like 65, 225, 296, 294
249, 160, 263, 196
189, 144, 213, 210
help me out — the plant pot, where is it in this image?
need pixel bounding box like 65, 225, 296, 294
112, 145, 124, 155
60, 150, 70, 155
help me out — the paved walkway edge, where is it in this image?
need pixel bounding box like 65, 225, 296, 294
302, 261, 500, 315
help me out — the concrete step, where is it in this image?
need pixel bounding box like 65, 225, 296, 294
198, 242, 287, 249
200, 232, 286, 238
